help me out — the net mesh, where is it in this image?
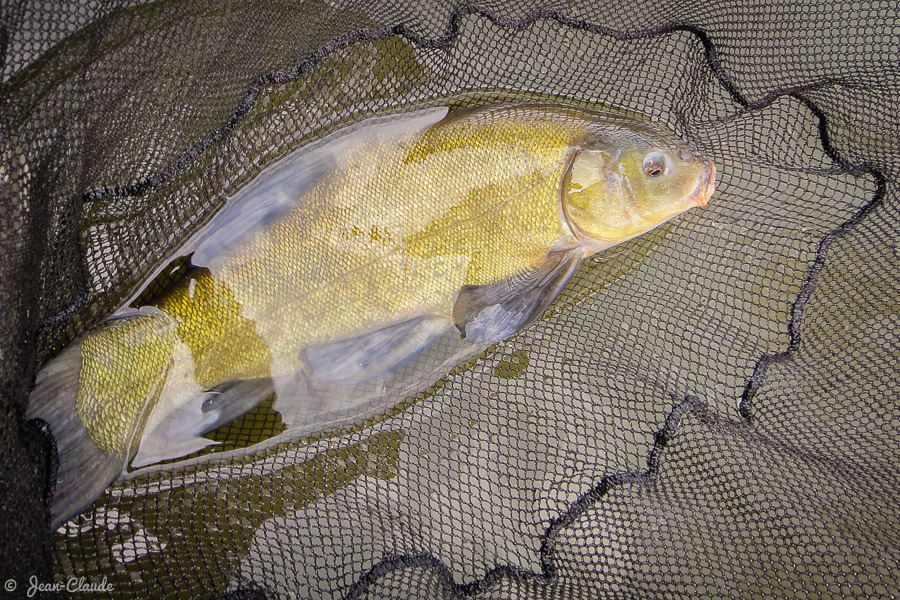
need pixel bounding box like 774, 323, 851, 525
1, 0, 898, 598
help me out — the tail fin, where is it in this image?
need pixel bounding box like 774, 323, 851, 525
26, 344, 125, 529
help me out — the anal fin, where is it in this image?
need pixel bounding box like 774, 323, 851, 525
129, 377, 276, 468
197, 377, 277, 435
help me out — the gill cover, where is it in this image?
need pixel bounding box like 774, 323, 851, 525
561, 140, 716, 253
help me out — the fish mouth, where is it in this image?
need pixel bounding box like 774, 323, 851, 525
690, 161, 717, 207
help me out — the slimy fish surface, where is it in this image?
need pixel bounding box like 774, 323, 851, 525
27, 103, 716, 527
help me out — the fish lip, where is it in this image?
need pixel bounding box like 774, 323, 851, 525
691, 161, 717, 207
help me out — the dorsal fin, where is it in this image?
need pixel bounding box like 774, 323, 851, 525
191, 107, 449, 270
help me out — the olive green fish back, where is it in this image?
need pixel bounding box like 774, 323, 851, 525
2, 1, 898, 599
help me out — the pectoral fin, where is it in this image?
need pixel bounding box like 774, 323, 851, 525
453, 247, 585, 345
305, 315, 453, 386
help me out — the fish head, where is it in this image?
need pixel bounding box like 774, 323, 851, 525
560, 130, 715, 253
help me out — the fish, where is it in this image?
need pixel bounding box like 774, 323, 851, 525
26, 102, 716, 527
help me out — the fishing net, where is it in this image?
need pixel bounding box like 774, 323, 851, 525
2, 0, 898, 597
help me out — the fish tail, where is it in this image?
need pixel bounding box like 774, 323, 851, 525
26, 342, 125, 529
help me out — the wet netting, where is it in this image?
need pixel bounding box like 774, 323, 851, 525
1, 0, 898, 598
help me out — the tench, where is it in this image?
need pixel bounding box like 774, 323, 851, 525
27, 103, 716, 527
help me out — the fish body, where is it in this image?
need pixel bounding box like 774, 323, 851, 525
27, 103, 715, 526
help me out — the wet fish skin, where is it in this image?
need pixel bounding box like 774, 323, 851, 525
27, 103, 716, 527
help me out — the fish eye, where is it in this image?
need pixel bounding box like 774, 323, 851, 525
643, 151, 667, 178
